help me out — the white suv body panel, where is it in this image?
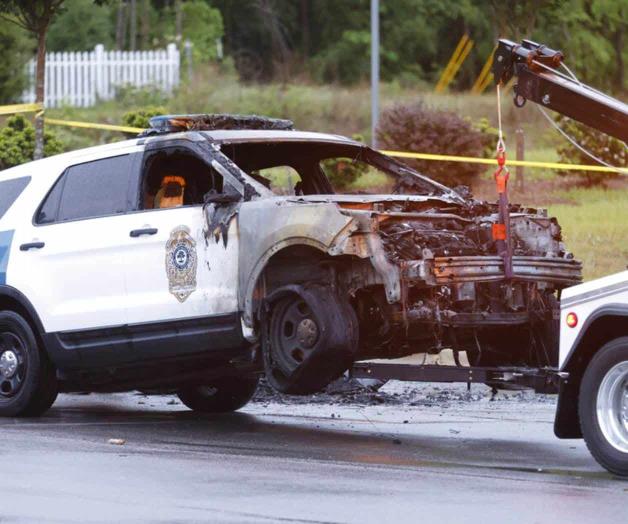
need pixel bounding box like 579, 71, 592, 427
13, 213, 134, 332
559, 270, 628, 369
6, 144, 145, 332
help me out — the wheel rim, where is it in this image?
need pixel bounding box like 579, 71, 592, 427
0, 332, 27, 398
270, 297, 321, 376
596, 361, 628, 453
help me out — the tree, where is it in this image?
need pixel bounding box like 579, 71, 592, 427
0, 0, 65, 160
0, 19, 33, 104
115, 0, 127, 49
47, 0, 113, 51
129, 0, 136, 50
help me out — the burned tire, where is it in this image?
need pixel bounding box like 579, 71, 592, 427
177, 375, 259, 413
579, 337, 628, 476
0, 311, 58, 417
262, 285, 359, 395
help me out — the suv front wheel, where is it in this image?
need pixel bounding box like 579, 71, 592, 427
177, 375, 259, 413
0, 311, 58, 417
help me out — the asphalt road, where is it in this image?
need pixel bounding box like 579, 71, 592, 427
0, 388, 625, 524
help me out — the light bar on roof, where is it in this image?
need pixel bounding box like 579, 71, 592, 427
141, 113, 295, 136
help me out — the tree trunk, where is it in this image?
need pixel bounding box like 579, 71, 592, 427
613, 28, 624, 91
300, 0, 309, 58
129, 0, 137, 51
34, 27, 47, 161
116, 1, 127, 49
175, 0, 183, 46
141, 0, 150, 50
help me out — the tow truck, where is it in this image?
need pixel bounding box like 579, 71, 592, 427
352, 38, 628, 476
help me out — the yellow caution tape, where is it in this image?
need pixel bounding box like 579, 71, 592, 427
45, 118, 143, 134
0, 103, 43, 116
382, 150, 628, 174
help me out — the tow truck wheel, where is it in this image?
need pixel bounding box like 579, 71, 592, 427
262, 285, 359, 395
177, 375, 259, 413
0, 311, 58, 417
579, 337, 628, 476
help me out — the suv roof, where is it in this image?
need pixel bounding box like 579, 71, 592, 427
202, 129, 357, 145
0, 128, 359, 183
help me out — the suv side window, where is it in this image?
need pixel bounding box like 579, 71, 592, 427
0, 177, 30, 220
139, 148, 223, 210
37, 155, 135, 224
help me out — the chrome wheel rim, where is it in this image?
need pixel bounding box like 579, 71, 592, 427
596, 361, 628, 453
0, 332, 27, 398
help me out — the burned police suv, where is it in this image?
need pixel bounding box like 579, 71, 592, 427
0, 114, 581, 416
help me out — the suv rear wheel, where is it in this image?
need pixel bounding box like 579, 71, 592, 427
579, 337, 628, 476
177, 375, 259, 413
0, 311, 58, 417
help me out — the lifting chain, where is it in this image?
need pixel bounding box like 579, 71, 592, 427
493, 84, 514, 279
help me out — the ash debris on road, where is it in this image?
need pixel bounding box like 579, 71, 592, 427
252, 377, 556, 409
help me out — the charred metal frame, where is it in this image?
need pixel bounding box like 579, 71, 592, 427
426, 256, 582, 286
351, 362, 565, 394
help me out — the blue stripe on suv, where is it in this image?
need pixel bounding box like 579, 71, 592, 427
0, 230, 14, 285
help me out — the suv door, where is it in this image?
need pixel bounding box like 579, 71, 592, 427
123, 144, 242, 359
11, 152, 141, 365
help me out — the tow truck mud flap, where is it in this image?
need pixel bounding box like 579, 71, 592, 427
351, 362, 565, 394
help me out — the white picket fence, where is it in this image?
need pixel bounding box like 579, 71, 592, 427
22, 44, 180, 108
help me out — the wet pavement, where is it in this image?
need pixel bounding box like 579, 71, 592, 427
0, 386, 625, 523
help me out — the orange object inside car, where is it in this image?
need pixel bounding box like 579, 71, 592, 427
155, 175, 186, 209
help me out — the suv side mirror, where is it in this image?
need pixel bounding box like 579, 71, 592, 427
203, 187, 241, 205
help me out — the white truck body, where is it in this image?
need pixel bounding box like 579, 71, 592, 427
559, 270, 628, 369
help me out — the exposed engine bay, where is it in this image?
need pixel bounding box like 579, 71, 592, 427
339, 197, 580, 370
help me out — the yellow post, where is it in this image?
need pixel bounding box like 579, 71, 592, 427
477, 71, 494, 94
502, 77, 516, 94
435, 34, 469, 93
471, 46, 497, 94
437, 38, 474, 93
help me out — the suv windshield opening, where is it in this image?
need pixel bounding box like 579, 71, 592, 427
218, 141, 447, 197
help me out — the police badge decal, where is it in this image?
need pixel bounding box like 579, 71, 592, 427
165, 226, 198, 302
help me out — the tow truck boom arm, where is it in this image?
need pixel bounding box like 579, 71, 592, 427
492, 39, 628, 142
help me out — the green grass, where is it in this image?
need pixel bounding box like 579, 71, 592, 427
548, 188, 628, 281
524, 146, 560, 181
349, 169, 391, 192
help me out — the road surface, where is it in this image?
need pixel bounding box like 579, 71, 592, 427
0, 385, 625, 523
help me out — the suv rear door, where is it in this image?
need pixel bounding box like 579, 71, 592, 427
11, 151, 142, 364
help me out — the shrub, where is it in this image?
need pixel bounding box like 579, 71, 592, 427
376, 102, 488, 187
122, 106, 169, 130
0, 116, 64, 170
554, 115, 626, 186
472, 117, 502, 159
320, 134, 369, 189
321, 157, 369, 189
